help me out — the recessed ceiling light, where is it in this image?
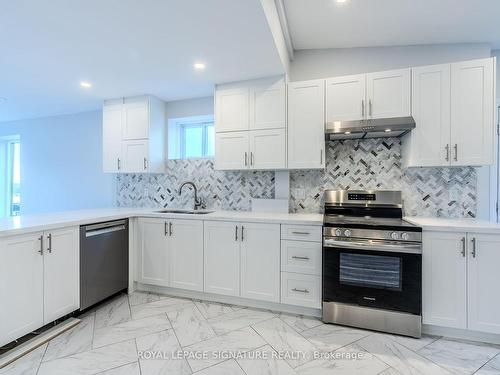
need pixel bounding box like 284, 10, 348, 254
336, 0, 349, 3
80, 81, 92, 88
193, 63, 206, 70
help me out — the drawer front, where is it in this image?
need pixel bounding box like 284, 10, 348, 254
280, 272, 321, 309
281, 225, 322, 242
281, 240, 322, 275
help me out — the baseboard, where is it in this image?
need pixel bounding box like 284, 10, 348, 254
423, 324, 500, 345
135, 282, 322, 318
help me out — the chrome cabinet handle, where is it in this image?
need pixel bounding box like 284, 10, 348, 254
461, 237, 466, 257
244, 152, 248, 166
117, 158, 121, 170
292, 288, 309, 294
454, 144, 458, 161
361, 99, 365, 117
445, 144, 450, 162
38, 235, 44, 255
164, 222, 168, 236
292, 256, 310, 260
250, 152, 254, 166
320, 149, 323, 165
292, 231, 310, 235
169, 222, 172, 236
143, 158, 148, 170
241, 226, 244, 241
235, 225, 238, 241
369, 99, 372, 117
47, 234, 52, 253
471, 237, 476, 258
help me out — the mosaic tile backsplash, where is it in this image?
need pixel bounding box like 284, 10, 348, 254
116, 138, 477, 218
290, 138, 476, 218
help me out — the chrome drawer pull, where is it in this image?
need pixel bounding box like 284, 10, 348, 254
292, 256, 310, 260
292, 288, 309, 294
292, 231, 310, 235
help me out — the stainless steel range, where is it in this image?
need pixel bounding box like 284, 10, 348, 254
322, 190, 422, 338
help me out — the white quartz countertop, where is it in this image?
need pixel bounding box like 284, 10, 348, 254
0, 208, 323, 237
404, 217, 500, 233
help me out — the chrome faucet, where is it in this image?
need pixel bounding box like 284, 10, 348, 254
178, 181, 205, 210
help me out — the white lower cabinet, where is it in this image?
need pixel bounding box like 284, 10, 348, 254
281, 240, 322, 275
204, 221, 240, 296
169, 219, 204, 292
281, 273, 321, 309
43, 227, 80, 324
138, 218, 203, 291
240, 223, 281, 302
422, 230, 500, 334
0, 227, 79, 347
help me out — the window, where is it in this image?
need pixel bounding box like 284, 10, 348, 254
0, 136, 21, 217
167, 115, 214, 160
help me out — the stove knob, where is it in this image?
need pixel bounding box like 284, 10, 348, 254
401, 232, 409, 241
344, 229, 352, 237
335, 229, 342, 237
390, 232, 399, 240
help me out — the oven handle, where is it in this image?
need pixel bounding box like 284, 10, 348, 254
323, 237, 422, 254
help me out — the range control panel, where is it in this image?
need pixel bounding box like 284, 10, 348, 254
347, 193, 376, 201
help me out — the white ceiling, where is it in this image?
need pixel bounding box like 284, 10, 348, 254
283, 0, 500, 50
0, 0, 284, 122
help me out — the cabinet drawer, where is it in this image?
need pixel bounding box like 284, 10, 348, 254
281, 240, 322, 275
280, 272, 321, 309
281, 225, 322, 242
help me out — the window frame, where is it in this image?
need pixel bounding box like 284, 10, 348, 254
179, 121, 214, 159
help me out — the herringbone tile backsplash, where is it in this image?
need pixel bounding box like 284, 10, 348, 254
116, 138, 476, 218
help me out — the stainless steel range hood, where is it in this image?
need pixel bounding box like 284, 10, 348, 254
325, 116, 416, 141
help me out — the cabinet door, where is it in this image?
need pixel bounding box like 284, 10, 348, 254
43, 227, 79, 324
138, 218, 169, 287
451, 58, 494, 166
410, 64, 451, 167
326, 74, 366, 121
366, 68, 410, 119
122, 139, 149, 173
204, 221, 240, 296
122, 97, 149, 140
215, 87, 249, 132
422, 231, 467, 329
467, 233, 500, 334
287, 80, 325, 169
215, 131, 249, 170
248, 128, 286, 170
240, 222, 280, 302
169, 219, 204, 291
0, 233, 44, 347
249, 78, 286, 130
102, 103, 123, 173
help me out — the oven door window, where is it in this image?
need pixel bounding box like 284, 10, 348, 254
339, 253, 402, 291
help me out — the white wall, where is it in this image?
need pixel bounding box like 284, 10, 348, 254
290, 43, 492, 81
0, 110, 115, 216
165, 96, 214, 119
492, 49, 500, 98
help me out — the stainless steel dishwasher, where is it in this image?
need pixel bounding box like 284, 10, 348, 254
80, 219, 129, 310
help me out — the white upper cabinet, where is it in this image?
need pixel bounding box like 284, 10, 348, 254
215, 87, 249, 132
43, 227, 79, 324
103, 101, 124, 173
248, 128, 286, 170
467, 233, 500, 334
122, 97, 149, 140
326, 74, 366, 121
366, 68, 411, 119
215, 131, 249, 170
102, 95, 166, 173
287, 80, 325, 170
403, 64, 451, 167
402, 58, 495, 168
450, 58, 495, 166
215, 76, 286, 171
249, 78, 286, 130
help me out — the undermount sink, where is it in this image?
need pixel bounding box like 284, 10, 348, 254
155, 209, 214, 215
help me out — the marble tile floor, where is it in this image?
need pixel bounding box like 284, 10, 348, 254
2, 291, 500, 375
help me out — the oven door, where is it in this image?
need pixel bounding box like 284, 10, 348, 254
323, 237, 421, 315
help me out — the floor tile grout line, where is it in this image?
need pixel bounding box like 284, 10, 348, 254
133, 337, 143, 375
34, 342, 49, 375
190, 298, 218, 338
164, 311, 194, 374
91, 360, 139, 375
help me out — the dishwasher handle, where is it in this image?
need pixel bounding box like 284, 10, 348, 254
84, 220, 127, 238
